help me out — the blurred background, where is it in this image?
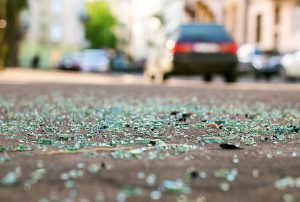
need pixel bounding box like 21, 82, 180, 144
1, 0, 300, 81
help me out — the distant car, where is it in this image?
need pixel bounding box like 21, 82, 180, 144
250, 51, 282, 80
79, 49, 110, 72
237, 45, 282, 79
145, 23, 238, 82
58, 55, 80, 71
111, 53, 129, 71
281, 49, 300, 80
237, 44, 261, 73
129, 58, 146, 72
111, 53, 145, 73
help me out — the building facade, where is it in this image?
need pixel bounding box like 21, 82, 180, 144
109, 0, 185, 60
224, 0, 300, 52
20, 0, 86, 68
185, 0, 224, 23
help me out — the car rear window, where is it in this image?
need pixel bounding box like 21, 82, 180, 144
178, 24, 233, 43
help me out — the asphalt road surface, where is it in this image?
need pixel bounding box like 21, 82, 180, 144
0, 69, 300, 202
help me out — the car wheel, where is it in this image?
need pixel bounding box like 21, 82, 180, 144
285, 75, 296, 82
203, 75, 212, 82
156, 72, 168, 84
146, 72, 167, 84
263, 73, 271, 81
254, 72, 260, 80
224, 71, 237, 83
143, 71, 154, 82
162, 73, 169, 81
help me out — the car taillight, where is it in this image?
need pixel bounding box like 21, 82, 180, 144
172, 42, 193, 54
221, 43, 238, 54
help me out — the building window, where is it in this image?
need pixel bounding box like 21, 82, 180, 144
231, 5, 237, 37
296, 0, 300, 32
275, 4, 280, 25
51, 0, 62, 15
232, 5, 236, 27
50, 24, 62, 43
274, 33, 279, 50
256, 14, 262, 43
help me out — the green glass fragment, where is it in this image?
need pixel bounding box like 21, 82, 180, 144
1, 167, 22, 186
159, 179, 191, 194
38, 139, 52, 145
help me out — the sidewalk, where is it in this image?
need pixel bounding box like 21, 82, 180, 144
0, 68, 144, 85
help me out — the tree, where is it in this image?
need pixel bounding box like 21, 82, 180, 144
85, 1, 118, 49
0, 0, 27, 68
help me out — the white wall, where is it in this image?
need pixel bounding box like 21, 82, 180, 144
109, 0, 185, 59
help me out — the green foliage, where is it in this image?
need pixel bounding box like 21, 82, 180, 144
85, 1, 118, 49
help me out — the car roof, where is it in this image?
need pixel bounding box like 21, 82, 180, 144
176, 23, 232, 43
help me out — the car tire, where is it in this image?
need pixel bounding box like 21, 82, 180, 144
224, 71, 237, 83
145, 71, 167, 84
264, 73, 272, 81
162, 73, 169, 81
254, 72, 260, 80
285, 75, 297, 82
156, 73, 168, 84
203, 75, 212, 82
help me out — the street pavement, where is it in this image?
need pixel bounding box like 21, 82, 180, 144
0, 68, 300, 202
0, 68, 300, 92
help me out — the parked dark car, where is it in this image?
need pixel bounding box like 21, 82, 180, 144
111, 52, 128, 71
111, 52, 145, 73
145, 23, 238, 82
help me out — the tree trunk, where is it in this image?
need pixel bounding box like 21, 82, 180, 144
5, 0, 19, 67
1, 0, 27, 68
0, 0, 7, 69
